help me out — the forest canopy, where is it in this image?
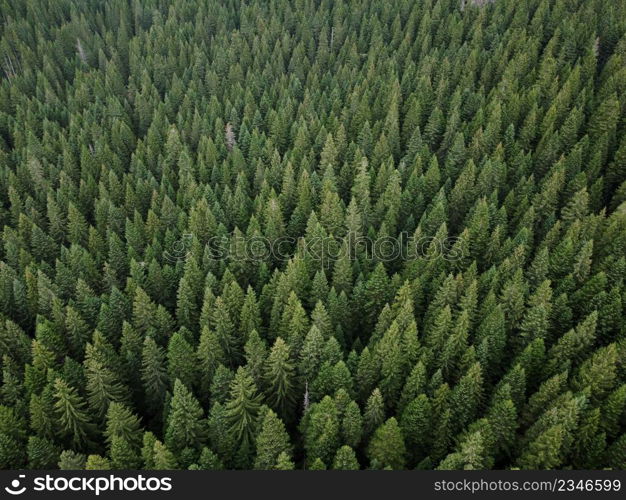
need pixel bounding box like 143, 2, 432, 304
0, 0, 625, 470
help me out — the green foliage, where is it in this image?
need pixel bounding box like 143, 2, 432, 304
368, 418, 406, 470
85, 455, 111, 470
0, 0, 625, 471
58, 450, 86, 470
333, 446, 360, 470
264, 338, 296, 420
196, 448, 224, 470
225, 368, 263, 451
53, 379, 94, 449
110, 436, 141, 469
140, 337, 169, 413
105, 403, 142, 449
254, 408, 292, 470
27, 436, 59, 469
275, 451, 295, 470
164, 380, 205, 454
167, 332, 196, 390
303, 396, 340, 465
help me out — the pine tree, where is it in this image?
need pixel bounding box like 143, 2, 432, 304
517, 425, 565, 469
368, 418, 406, 470
85, 455, 111, 470
197, 326, 224, 396
333, 445, 360, 470
141, 337, 169, 413
58, 450, 86, 470
451, 363, 484, 433
53, 379, 94, 449
607, 434, 626, 469
341, 401, 363, 449
196, 447, 224, 470
303, 396, 340, 465
225, 367, 263, 451
152, 440, 178, 470
254, 409, 292, 470
211, 365, 235, 404
1, 0, 625, 473
308, 458, 327, 470
27, 436, 59, 469
167, 331, 196, 390
0, 405, 26, 468
299, 326, 325, 383
264, 338, 296, 420
110, 436, 141, 469
105, 402, 142, 448
364, 388, 385, 434
400, 394, 432, 462
212, 297, 239, 363
438, 430, 490, 470
165, 380, 206, 454
486, 387, 518, 457
275, 451, 295, 470
84, 354, 130, 419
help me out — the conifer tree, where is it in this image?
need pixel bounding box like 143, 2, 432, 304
167, 331, 196, 390
364, 388, 385, 435
141, 337, 169, 413
333, 445, 360, 470
254, 409, 292, 470
225, 368, 263, 451
341, 401, 363, 449
264, 338, 296, 420
303, 396, 340, 466
368, 418, 406, 470
105, 402, 142, 449
27, 436, 59, 469
165, 380, 206, 454
85, 455, 111, 470
275, 451, 295, 470
53, 379, 94, 449
0, 0, 625, 472
57, 448, 85, 470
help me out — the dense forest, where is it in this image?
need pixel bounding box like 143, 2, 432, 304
0, 0, 625, 470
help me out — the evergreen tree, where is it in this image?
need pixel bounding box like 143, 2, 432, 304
368, 418, 406, 470
254, 409, 292, 470
165, 380, 206, 454
85, 455, 111, 470
341, 401, 363, 449
110, 436, 141, 469
303, 396, 340, 465
275, 451, 295, 470
58, 450, 86, 470
333, 445, 360, 470
364, 388, 385, 434
225, 368, 263, 451
0, 0, 624, 472
264, 338, 296, 420
167, 331, 197, 390
27, 436, 59, 469
53, 379, 94, 449
141, 337, 169, 413
105, 402, 142, 449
